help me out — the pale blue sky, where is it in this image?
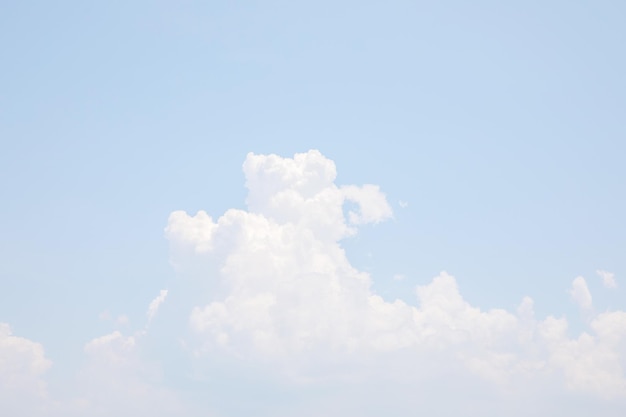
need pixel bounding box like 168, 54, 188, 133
1, 1, 625, 416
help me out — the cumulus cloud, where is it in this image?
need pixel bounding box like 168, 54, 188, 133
0, 297, 187, 417
71, 287, 191, 417
73, 329, 186, 417
0, 323, 51, 416
597, 270, 617, 289
569, 276, 593, 311
166, 150, 626, 404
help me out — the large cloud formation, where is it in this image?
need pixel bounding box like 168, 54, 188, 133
166, 150, 626, 401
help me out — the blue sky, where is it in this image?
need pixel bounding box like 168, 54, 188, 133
1, 1, 625, 416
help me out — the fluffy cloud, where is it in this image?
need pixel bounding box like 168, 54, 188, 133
569, 276, 593, 311
341, 184, 393, 225
69, 293, 189, 417
0, 303, 186, 417
71, 329, 185, 417
166, 150, 626, 403
0, 323, 51, 416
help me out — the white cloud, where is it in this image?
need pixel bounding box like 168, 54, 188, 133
84, 331, 136, 362
73, 330, 187, 417
597, 269, 617, 289
539, 312, 626, 399
341, 184, 393, 225
0, 300, 190, 417
569, 276, 593, 311
73, 286, 191, 416
0, 323, 52, 416
116, 315, 130, 326
147, 289, 169, 323
166, 150, 626, 402
99, 311, 130, 327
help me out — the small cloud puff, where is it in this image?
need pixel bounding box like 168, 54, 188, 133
99, 310, 130, 327
597, 270, 617, 289
569, 276, 593, 310
341, 184, 393, 225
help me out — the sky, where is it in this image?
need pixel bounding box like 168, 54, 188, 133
1, 1, 625, 416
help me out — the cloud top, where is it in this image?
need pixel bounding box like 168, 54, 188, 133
569, 276, 593, 311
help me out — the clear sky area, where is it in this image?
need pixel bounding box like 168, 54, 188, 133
1, 1, 625, 416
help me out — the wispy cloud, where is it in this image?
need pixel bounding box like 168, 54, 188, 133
147, 289, 168, 324
597, 269, 617, 289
